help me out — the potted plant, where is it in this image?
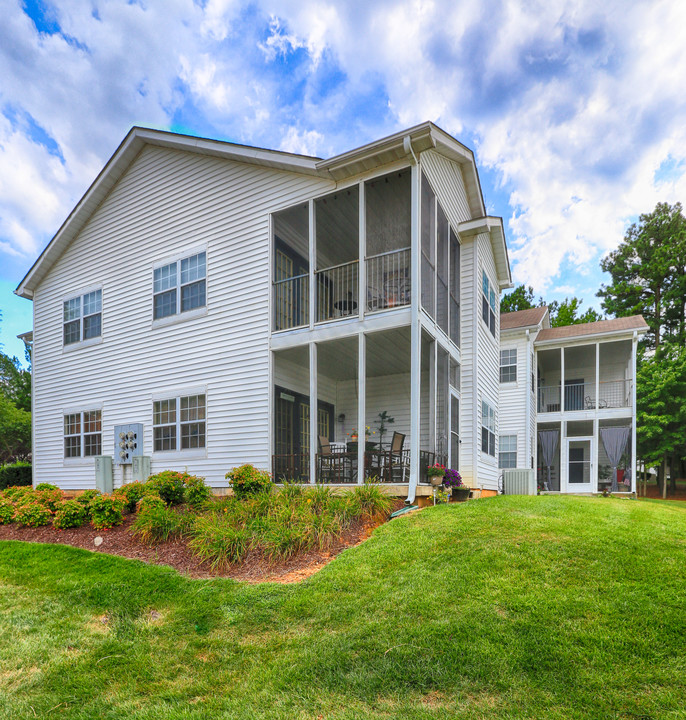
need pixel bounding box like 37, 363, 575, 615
426, 463, 446, 486
444, 468, 469, 502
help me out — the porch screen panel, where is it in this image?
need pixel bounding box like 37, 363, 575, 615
450, 396, 459, 470
436, 203, 449, 334
449, 228, 460, 345
273, 204, 309, 330
436, 345, 449, 463
420, 173, 435, 318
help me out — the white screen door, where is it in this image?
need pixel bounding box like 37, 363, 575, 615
567, 437, 594, 492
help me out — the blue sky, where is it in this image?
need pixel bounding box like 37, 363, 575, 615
2, 0, 686, 364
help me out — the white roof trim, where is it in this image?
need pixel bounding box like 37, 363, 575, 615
457, 216, 512, 289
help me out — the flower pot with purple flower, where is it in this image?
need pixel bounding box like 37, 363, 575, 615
426, 463, 446, 486
444, 468, 469, 501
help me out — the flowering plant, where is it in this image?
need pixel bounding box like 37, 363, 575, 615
443, 468, 464, 489
348, 426, 375, 438
426, 463, 446, 478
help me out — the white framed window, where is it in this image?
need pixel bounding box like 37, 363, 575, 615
499, 435, 517, 468
63, 289, 102, 345
153, 394, 206, 451
500, 349, 517, 383
481, 400, 496, 457
153, 251, 206, 320
64, 410, 102, 458
481, 271, 496, 337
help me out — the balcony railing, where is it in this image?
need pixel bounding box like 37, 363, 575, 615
366, 248, 411, 312
316, 260, 359, 323
538, 379, 633, 413
273, 274, 309, 331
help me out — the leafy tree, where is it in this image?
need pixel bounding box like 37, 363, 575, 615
0, 394, 31, 464
598, 202, 686, 350
500, 285, 538, 313
0, 353, 31, 413
548, 298, 602, 328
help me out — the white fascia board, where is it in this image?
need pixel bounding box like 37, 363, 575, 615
17, 331, 33, 342
534, 327, 648, 348
457, 216, 512, 289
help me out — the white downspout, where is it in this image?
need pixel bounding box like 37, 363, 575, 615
525, 329, 531, 470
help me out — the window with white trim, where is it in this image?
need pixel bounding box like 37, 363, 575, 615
153, 252, 206, 320
481, 271, 496, 336
499, 435, 517, 468
64, 410, 102, 458
153, 394, 206, 451
481, 400, 496, 457
500, 349, 517, 383
63, 290, 102, 345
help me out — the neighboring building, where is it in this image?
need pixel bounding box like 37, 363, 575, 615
15, 122, 512, 501
499, 309, 648, 494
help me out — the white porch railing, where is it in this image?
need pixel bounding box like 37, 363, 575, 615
315, 260, 359, 322
538, 379, 633, 413
366, 248, 411, 312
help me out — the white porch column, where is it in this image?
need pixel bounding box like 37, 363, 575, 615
358, 180, 366, 320
309, 342, 317, 484
631, 331, 638, 493
592, 417, 599, 493
408, 162, 421, 503
308, 199, 315, 329
357, 333, 366, 485
595, 342, 600, 410
560, 347, 565, 412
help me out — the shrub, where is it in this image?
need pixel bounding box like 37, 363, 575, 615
350, 482, 393, 521
114, 482, 151, 513
225, 464, 272, 500
75, 489, 101, 518
2, 485, 35, 503
0, 462, 32, 491
146, 471, 186, 506
35, 486, 63, 512
35, 483, 59, 491
136, 495, 166, 513
15, 502, 52, 528
183, 474, 213, 509
89, 494, 125, 530
0, 499, 15, 525
53, 500, 86, 529
132, 505, 193, 545
188, 515, 250, 570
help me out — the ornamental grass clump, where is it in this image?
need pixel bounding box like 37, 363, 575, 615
132, 504, 193, 545
89, 494, 125, 530
188, 515, 250, 570
225, 464, 272, 499
0, 499, 15, 525
53, 500, 86, 530
15, 502, 52, 528
350, 482, 393, 521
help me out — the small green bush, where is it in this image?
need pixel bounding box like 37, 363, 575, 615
35, 486, 63, 512
351, 482, 393, 520
0, 462, 32, 490
15, 502, 52, 528
188, 515, 250, 570
114, 482, 151, 513
35, 483, 59, 491
2, 485, 34, 503
53, 500, 86, 530
146, 471, 186, 505
225, 464, 272, 499
132, 505, 193, 545
89, 494, 125, 530
304, 484, 335, 513
75, 489, 101, 517
136, 495, 166, 513
0, 499, 15, 525
183, 474, 212, 509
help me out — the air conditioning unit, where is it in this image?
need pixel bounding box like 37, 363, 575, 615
94, 456, 113, 493
132, 456, 151, 483
503, 469, 536, 495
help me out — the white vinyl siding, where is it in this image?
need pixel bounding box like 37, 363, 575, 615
32, 144, 331, 488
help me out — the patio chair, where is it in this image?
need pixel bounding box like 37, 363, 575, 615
384, 431, 409, 483
318, 436, 354, 483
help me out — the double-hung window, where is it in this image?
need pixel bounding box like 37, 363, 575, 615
481, 271, 496, 336
153, 394, 206, 451
499, 435, 517, 468
153, 251, 206, 320
481, 400, 496, 457
64, 410, 102, 458
500, 349, 517, 383
64, 290, 102, 345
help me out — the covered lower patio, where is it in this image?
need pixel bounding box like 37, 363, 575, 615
271, 327, 447, 485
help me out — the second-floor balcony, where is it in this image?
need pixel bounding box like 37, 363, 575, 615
538, 379, 633, 413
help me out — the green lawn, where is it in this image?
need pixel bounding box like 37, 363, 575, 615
1, 495, 685, 719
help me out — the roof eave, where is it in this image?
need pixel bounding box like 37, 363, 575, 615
457, 216, 512, 289
534, 326, 649, 347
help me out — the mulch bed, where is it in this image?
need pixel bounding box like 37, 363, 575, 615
0, 499, 406, 583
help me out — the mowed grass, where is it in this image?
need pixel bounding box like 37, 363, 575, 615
0, 495, 685, 719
